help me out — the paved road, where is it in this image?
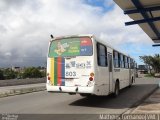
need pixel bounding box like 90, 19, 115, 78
0, 78, 159, 120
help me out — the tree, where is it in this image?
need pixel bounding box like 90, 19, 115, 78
152, 54, 160, 73
139, 55, 152, 73
0, 70, 4, 80
23, 67, 43, 78
3, 68, 17, 79
140, 54, 160, 73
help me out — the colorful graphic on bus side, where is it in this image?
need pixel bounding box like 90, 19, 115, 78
49, 37, 93, 57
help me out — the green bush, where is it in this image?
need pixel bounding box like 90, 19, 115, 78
23, 67, 44, 78
3, 68, 17, 79
0, 70, 4, 80
0, 67, 46, 80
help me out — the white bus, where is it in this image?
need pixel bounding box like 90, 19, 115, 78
46, 34, 136, 96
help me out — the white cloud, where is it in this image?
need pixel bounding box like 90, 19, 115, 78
104, 0, 114, 7
0, 0, 153, 67
5, 52, 12, 57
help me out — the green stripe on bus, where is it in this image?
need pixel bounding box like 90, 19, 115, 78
54, 58, 58, 85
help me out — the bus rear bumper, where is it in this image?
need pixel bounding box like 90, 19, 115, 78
46, 84, 94, 94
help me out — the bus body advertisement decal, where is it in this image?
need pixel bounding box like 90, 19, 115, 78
50, 58, 54, 85
54, 58, 58, 85
57, 57, 62, 86
61, 58, 65, 86
80, 37, 92, 46
49, 37, 93, 57
50, 58, 66, 86
80, 46, 92, 56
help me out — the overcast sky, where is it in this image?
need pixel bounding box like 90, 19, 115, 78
0, 0, 159, 67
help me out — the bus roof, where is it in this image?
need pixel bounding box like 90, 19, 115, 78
92, 36, 133, 59
52, 34, 93, 41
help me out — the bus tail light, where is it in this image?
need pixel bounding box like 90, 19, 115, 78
47, 73, 50, 80
89, 77, 93, 81
90, 72, 94, 77
89, 72, 94, 81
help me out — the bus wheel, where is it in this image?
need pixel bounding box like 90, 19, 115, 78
114, 81, 119, 97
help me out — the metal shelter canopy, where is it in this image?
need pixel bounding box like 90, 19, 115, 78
114, 0, 160, 44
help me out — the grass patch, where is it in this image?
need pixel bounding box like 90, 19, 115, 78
144, 73, 155, 77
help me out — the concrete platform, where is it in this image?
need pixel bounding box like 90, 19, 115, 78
131, 88, 160, 114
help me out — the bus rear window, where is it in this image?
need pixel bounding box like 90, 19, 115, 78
48, 37, 93, 57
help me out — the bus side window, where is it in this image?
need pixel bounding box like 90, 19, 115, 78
113, 51, 119, 68
97, 43, 107, 67
120, 54, 125, 68
130, 59, 134, 69
123, 55, 126, 68
125, 56, 129, 68
128, 58, 130, 68
127, 57, 129, 68
113, 51, 116, 67
118, 53, 121, 67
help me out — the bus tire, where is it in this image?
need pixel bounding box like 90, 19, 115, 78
80, 93, 91, 97
69, 93, 76, 95
113, 81, 119, 97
